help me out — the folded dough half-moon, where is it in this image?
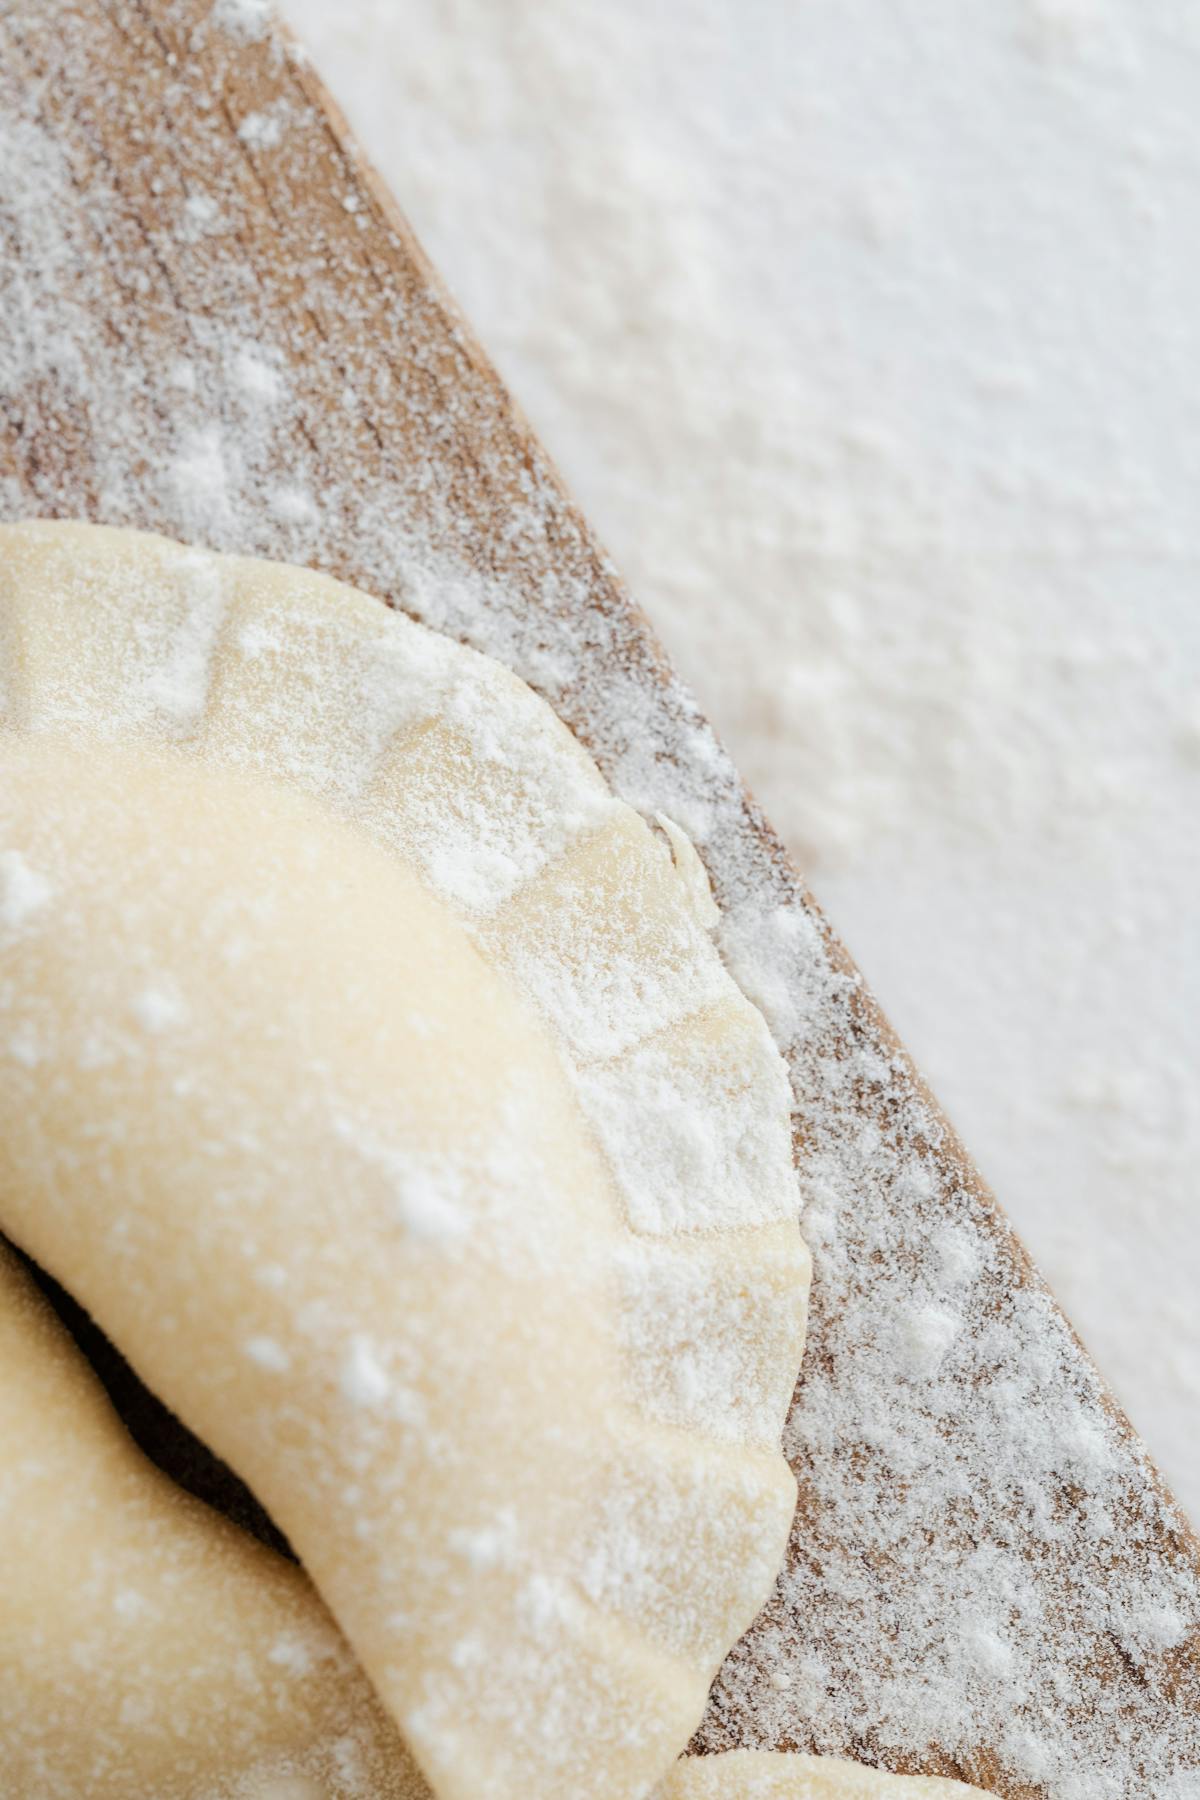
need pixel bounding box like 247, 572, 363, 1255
0, 522, 810, 1800
0, 1231, 982, 1800
0, 1238, 425, 1800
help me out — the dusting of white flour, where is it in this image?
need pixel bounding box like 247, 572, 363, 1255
278, 0, 1200, 1527
0, 848, 53, 930
1, 3, 1199, 1795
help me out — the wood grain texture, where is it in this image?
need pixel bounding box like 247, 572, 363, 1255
1, 3, 1198, 1794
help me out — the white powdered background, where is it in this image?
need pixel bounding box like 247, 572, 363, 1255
277, 0, 1200, 1521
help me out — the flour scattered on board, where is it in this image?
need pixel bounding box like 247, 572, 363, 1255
0, 7, 1198, 1798
278, 0, 1200, 1541
209, 0, 273, 40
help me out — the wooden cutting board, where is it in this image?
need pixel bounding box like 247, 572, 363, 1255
2, 4, 1198, 1794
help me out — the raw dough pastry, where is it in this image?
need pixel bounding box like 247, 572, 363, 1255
0, 1235, 984, 1800
657, 1752, 989, 1797
0, 522, 809, 1800
0, 1238, 426, 1800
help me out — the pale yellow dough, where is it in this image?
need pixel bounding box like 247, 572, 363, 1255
0, 522, 810, 1800
0, 1238, 427, 1800
656, 1751, 990, 1797
0, 1240, 987, 1800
